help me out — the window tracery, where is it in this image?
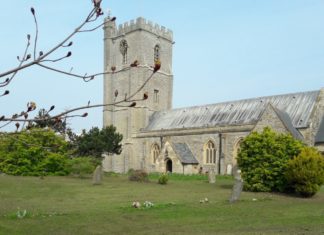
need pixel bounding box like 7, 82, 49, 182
204, 140, 216, 164
154, 44, 160, 62
151, 143, 160, 164
120, 39, 128, 64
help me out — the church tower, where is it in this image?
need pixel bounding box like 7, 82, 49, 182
102, 17, 173, 172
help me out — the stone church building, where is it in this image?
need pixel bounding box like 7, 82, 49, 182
102, 17, 324, 175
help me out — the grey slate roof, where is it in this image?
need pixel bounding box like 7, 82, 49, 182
272, 106, 304, 140
144, 90, 319, 131
172, 143, 198, 164
315, 117, 324, 144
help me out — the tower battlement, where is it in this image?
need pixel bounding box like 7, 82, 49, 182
106, 17, 173, 41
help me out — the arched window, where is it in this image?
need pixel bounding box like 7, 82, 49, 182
233, 138, 243, 165
204, 140, 216, 164
154, 44, 160, 62
119, 39, 128, 64
151, 143, 160, 164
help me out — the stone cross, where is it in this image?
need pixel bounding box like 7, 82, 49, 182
92, 165, 103, 185
229, 169, 243, 203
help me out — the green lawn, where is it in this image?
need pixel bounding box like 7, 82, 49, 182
0, 174, 323, 235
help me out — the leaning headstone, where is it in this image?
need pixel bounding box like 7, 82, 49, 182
229, 169, 243, 203
92, 165, 103, 185
208, 169, 216, 184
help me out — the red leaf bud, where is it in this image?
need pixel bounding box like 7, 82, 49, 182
130, 60, 139, 67
27, 102, 37, 112
143, 92, 148, 100
129, 102, 136, 107
153, 59, 161, 73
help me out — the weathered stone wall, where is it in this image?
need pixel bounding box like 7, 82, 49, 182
253, 105, 289, 134
103, 17, 173, 73
183, 165, 198, 175
221, 132, 248, 174
134, 127, 249, 175
102, 144, 132, 173
103, 17, 173, 130
316, 143, 324, 153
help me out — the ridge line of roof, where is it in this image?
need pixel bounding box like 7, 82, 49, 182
162, 89, 320, 113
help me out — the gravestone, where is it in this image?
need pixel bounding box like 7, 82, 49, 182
208, 169, 216, 184
226, 164, 233, 175
92, 165, 103, 185
229, 169, 243, 203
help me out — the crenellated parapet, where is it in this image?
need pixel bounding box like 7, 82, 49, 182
105, 17, 173, 41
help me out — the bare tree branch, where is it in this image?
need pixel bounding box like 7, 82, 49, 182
0, 36, 31, 87
0, 1, 163, 132
31, 7, 39, 60
0, 5, 110, 87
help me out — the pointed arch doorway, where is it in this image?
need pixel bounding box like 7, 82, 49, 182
166, 159, 172, 173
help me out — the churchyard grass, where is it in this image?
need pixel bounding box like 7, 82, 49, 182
148, 172, 216, 181
0, 174, 323, 235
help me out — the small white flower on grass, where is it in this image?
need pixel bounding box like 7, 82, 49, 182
252, 198, 257, 201
16, 208, 27, 219
143, 201, 154, 208
132, 201, 154, 208
132, 201, 141, 208
200, 198, 209, 204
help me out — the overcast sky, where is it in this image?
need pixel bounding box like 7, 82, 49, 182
1, 0, 323, 133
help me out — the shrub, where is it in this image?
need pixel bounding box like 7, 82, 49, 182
127, 168, 135, 175
71, 126, 123, 160
158, 173, 169, 185
237, 127, 303, 192
0, 128, 69, 176
67, 157, 96, 178
38, 153, 69, 176
285, 147, 324, 197
128, 169, 149, 182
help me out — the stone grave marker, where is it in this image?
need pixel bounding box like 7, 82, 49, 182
229, 169, 243, 203
226, 164, 233, 175
92, 165, 103, 185
208, 169, 216, 184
